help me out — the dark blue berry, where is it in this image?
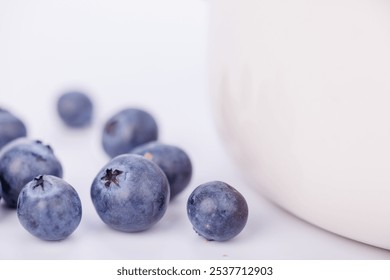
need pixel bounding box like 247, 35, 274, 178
131, 141, 192, 200
57, 91, 93, 128
187, 181, 248, 241
91, 154, 169, 232
102, 108, 158, 158
0, 108, 27, 149
17, 175, 82, 241
0, 138, 63, 208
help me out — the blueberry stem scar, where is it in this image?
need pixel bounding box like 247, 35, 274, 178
32, 175, 45, 190
101, 169, 123, 187
143, 152, 153, 160
105, 120, 117, 134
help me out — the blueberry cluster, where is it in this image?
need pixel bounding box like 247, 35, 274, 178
0, 92, 248, 242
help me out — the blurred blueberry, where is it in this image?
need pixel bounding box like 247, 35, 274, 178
17, 175, 82, 241
102, 108, 158, 158
0, 138, 63, 208
57, 91, 93, 128
131, 141, 192, 200
0, 108, 27, 149
91, 154, 169, 232
187, 181, 249, 241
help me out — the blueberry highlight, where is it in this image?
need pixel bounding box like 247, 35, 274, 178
131, 141, 192, 200
91, 154, 169, 232
0, 138, 63, 208
0, 108, 27, 149
187, 181, 248, 241
57, 91, 93, 128
102, 108, 158, 158
17, 175, 82, 241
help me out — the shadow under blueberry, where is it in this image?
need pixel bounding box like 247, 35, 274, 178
0, 201, 17, 222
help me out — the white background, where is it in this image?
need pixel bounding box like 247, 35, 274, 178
0, 0, 389, 259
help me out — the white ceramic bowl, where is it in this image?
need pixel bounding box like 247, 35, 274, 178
209, 0, 390, 249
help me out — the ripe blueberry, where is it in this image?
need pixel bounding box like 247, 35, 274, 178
0, 138, 63, 208
102, 108, 158, 158
91, 154, 169, 232
57, 91, 93, 128
187, 181, 249, 241
131, 141, 192, 200
0, 108, 27, 149
17, 175, 82, 241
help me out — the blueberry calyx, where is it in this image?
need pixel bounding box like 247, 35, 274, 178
101, 169, 123, 187
34, 140, 52, 152
32, 176, 45, 190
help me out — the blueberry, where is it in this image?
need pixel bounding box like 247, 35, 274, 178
131, 141, 192, 200
17, 175, 82, 241
0, 108, 27, 149
91, 154, 169, 232
187, 181, 249, 241
0, 138, 63, 208
102, 108, 158, 158
57, 91, 93, 128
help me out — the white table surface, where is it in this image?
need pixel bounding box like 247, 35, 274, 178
0, 0, 389, 259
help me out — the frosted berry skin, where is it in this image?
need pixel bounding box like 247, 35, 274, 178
0, 138, 63, 208
17, 175, 82, 241
0, 108, 27, 149
57, 91, 93, 128
131, 141, 192, 200
102, 108, 158, 158
91, 154, 170, 232
187, 181, 249, 241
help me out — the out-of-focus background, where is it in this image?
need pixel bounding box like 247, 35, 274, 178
0, 0, 389, 259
